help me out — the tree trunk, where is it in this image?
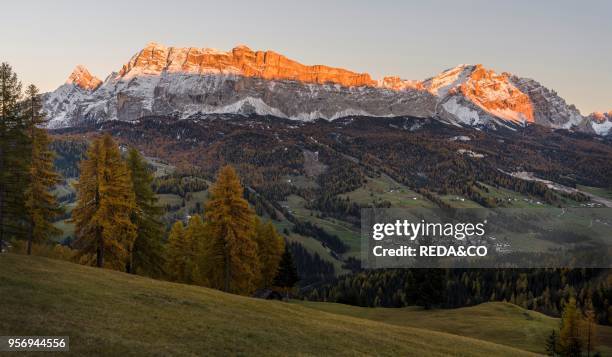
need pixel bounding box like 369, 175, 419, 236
224, 249, 231, 292
587, 321, 591, 357
27, 108, 34, 256
0, 145, 4, 253
96, 228, 104, 268
127, 245, 134, 274
27, 217, 33, 255
0, 187, 4, 254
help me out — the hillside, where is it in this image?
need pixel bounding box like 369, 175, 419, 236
298, 301, 612, 355
0, 254, 537, 356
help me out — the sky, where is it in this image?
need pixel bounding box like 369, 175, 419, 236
1, 0, 610, 114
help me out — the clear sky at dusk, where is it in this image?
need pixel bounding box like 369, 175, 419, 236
1, 0, 610, 114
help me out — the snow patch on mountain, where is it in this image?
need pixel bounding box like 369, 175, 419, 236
423, 65, 472, 97
209, 97, 287, 117
592, 120, 612, 136
442, 97, 481, 126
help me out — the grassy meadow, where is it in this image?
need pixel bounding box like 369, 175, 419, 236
0, 253, 543, 356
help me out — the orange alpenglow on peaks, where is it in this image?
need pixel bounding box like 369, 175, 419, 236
119, 42, 377, 87
590, 111, 612, 123
66, 65, 102, 90
115, 42, 538, 124
460, 65, 535, 123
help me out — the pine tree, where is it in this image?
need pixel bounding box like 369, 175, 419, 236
0, 63, 28, 250
273, 246, 299, 297
204, 165, 260, 295
558, 298, 583, 357
72, 134, 137, 269
126, 148, 164, 276
545, 330, 559, 356
253, 218, 284, 288
23, 84, 63, 254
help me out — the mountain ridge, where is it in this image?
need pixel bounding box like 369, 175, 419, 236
42, 42, 611, 136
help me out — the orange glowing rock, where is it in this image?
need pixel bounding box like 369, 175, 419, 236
380, 76, 423, 90
117, 43, 537, 124
119, 42, 377, 88
459, 65, 534, 123
67, 65, 102, 91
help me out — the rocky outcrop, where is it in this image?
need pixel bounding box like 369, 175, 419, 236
509, 75, 583, 129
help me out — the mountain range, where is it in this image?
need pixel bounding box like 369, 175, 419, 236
43, 42, 611, 136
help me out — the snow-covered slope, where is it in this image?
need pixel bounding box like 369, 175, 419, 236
42, 42, 609, 136
586, 111, 612, 136
43, 66, 102, 128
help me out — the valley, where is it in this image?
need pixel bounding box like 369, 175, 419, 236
49, 115, 612, 280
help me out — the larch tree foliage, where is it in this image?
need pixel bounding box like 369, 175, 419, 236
72, 134, 136, 269
165, 220, 190, 282
253, 218, 285, 288
165, 215, 207, 284
23, 84, 63, 254
205, 165, 260, 295
126, 148, 164, 276
183, 214, 208, 284
0, 63, 29, 249
558, 297, 583, 357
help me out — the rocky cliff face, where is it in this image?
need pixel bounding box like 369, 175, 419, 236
42, 42, 609, 136
509, 75, 584, 129
119, 42, 377, 87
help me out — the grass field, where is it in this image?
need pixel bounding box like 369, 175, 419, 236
340, 175, 435, 208
281, 194, 362, 254
298, 301, 612, 355
0, 254, 539, 356
578, 185, 612, 200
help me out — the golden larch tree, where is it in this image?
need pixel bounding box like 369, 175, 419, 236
165, 220, 190, 282
72, 134, 136, 269
205, 165, 260, 295
254, 218, 285, 288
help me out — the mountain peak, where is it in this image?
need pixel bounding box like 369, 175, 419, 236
66, 65, 102, 91
144, 41, 165, 49
589, 111, 612, 123
421, 64, 534, 124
